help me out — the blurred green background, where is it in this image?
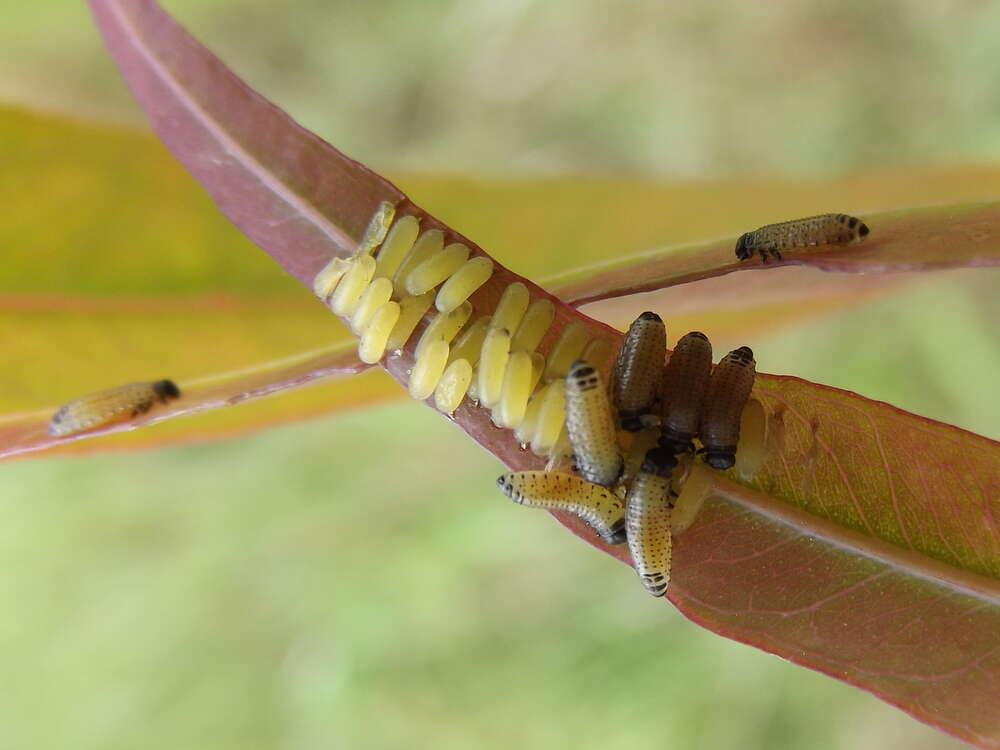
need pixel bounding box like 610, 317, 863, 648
2, 1, 998, 748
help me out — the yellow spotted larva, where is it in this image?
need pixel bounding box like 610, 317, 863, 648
735, 213, 869, 263
614, 312, 666, 431
659, 330, 713, 454
625, 447, 677, 597
497, 471, 627, 545
565, 360, 622, 487
49, 379, 181, 437
699, 346, 756, 469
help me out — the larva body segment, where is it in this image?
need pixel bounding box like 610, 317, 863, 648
511, 299, 554, 353
374, 215, 420, 280
700, 346, 756, 469
735, 213, 869, 263
405, 242, 470, 296
659, 331, 713, 454
497, 471, 627, 545
436, 255, 493, 313
49, 379, 181, 437
434, 358, 474, 414
625, 447, 677, 597
478, 326, 512, 408
358, 301, 401, 364
614, 312, 666, 431
565, 360, 622, 487
409, 339, 450, 400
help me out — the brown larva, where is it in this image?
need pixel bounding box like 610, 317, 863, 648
735, 213, 869, 263
699, 346, 756, 469
49, 379, 181, 437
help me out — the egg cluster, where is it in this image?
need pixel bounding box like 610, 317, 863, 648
313, 201, 613, 456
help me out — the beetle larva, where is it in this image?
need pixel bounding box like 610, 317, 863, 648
614, 312, 666, 431
565, 360, 622, 487
699, 346, 756, 469
497, 471, 627, 545
625, 447, 677, 597
49, 379, 181, 436
659, 331, 713, 455
735, 213, 869, 263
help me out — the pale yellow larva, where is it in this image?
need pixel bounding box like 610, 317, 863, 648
415, 301, 473, 360
329, 255, 376, 317
544, 321, 590, 382
358, 301, 401, 364
511, 298, 555, 353
491, 282, 530, 333
374, 214, 420, 280
449, 316, 491, 365
409, 339, 450, 400
436, 255, 494, 313
434, 358, 474, 414
565, 360, 621, 487
350, 277, 394, 334
497, 471, 627, 545
530, 381, 566, 455
384, 291, 435, 352
49, 379, 181, 437
405, 243, 470, 296
477, 326, 512, 408
495, 350, 533, 428
393, 229, 444, 295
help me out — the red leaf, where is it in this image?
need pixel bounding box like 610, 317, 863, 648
88, 1, 1000, 745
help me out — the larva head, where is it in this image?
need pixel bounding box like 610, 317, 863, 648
858, 221, 870, 238
640, 447, 677, 478
637, 311, 662, 323
731, 346, 754, 365
734, 233, 753, 260
704, 451, 736, 470
153, 379, 181, 401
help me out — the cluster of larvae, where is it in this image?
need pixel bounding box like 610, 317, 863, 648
735, 213, 869, 263
48, 379, 181, 436
313, 201, 614, 455
497, 313, 755, 597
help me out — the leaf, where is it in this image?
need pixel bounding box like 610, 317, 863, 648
82, 1, 1000, 744
549, 201, 1000, 306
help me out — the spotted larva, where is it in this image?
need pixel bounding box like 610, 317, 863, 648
614, 311, 666, 431
699, 346, 756, 469
625, 447, 677, 597
49, 379, 181, 437
659, 331, 713, 455
497, 471, 627, 545
735, 213, 869, 263
565, 360, 622, 487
